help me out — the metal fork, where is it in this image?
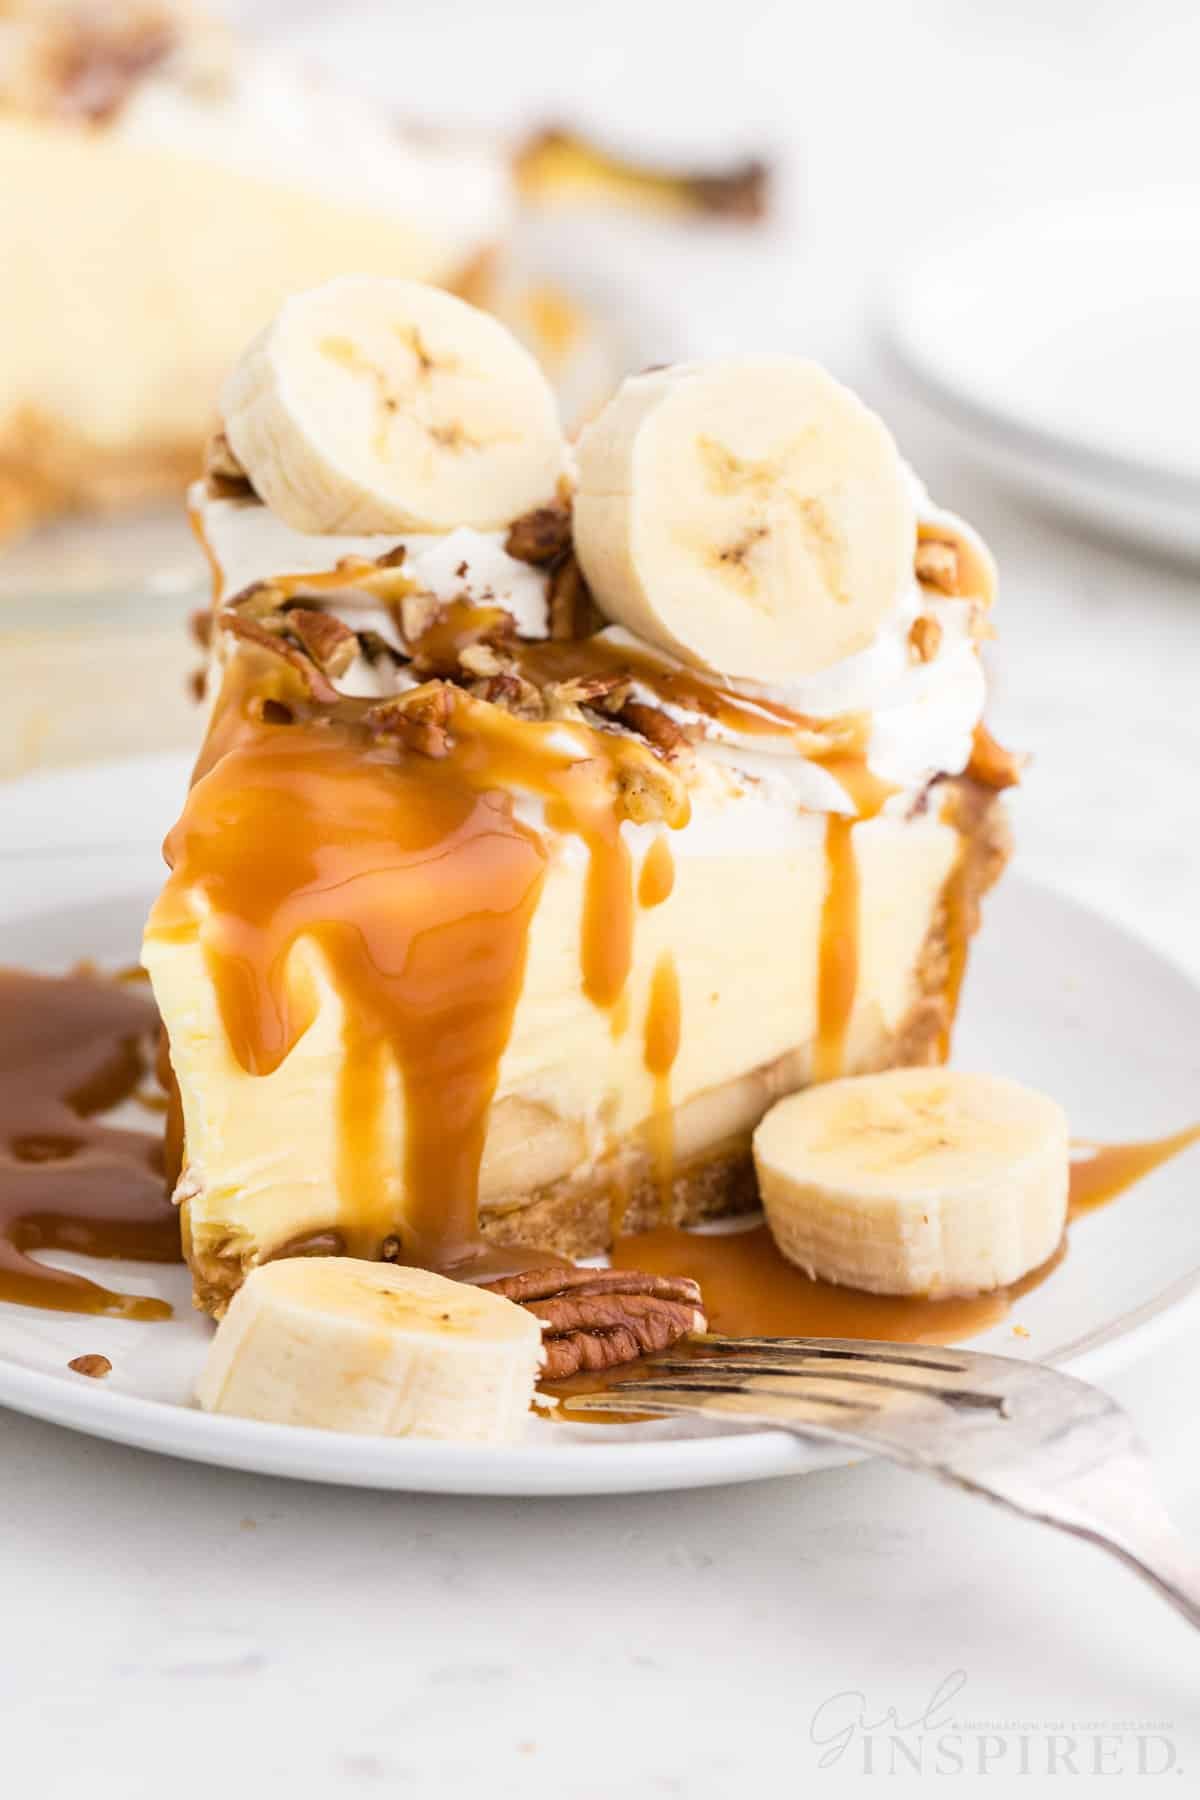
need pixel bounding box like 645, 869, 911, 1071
566, 1335, 1200, 1629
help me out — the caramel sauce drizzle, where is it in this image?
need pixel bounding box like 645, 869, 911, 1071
518, 635, 857, 748
0, 969, 180, 1319
814, 814, 859, 1083
3, 959, 1196, 1356
812, 756, 898, 1083
608, 1222, 1062, 1347
1069, 1126, 1200, 1216
643, 952, 682, 1214
188, 500, 224, 608
569, 1123, 1200, 1387
151, 669, 685, 1273
637, 834, 675, 909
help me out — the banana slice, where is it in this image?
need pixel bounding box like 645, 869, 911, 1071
753, 1070, 1069, 1297
572, 357, 916, 680
196, 1257, 544, 1442
221, 276, 569, 535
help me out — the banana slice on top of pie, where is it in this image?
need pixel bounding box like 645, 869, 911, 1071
143, 276, 1016, 1315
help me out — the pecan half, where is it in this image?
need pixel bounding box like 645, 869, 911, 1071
481, 1266, 706, 1379
505, 501, 572, 566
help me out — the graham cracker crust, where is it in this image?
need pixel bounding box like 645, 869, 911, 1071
0, 408, 199, 545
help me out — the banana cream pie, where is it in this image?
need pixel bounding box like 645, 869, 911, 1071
0, 0, 510, 543
143, 277, 1016, 1316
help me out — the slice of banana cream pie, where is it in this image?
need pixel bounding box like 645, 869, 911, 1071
143, 276, 1016, 1315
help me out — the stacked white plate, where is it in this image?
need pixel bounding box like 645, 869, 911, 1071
886, 195, 1200, 561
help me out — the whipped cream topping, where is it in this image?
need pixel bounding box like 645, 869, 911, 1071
115, 50, 510, 278
196, 489, 551, 640
605, 587, 987, 811
199, 467, 990, 819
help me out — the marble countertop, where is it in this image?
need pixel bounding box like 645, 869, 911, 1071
3, 3, 1200, 1791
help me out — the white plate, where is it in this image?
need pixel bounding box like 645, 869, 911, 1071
884, 195, 1200, 560
2, 761, 1200, 1493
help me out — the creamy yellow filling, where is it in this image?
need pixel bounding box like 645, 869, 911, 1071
145, 810, 956, 1270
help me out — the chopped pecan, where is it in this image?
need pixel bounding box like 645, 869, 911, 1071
689, 158, 770, 220
227, 579, 288, 622
399, 591, 441, 646
287, 608, 359, 678
376, 544, 408, 569
514, 127, 768, 224
481, 1266, 706, 1379
218, 613, 339, 702
189, 607, 214, 651
615, 754, 690, 828
471, 672, 545, 719
908, 614, 943, 664
356, 628, 401, 666
547, 554, 602, 641
915, 539, 960, 595
549, 672, 630, 712
458, 641, 506, 678
409, 601, 517, 677
365, 682, 456, 758
204, 431, 248, 485
505, 501, 572, 566
68, 1353, 112, 1379
966, 722, 1025, 791
56, 16, 176, 122
616, 699, 686, 755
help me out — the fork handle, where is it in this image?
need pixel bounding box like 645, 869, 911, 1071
954, 1456, 1200, 1634
1059, 1513, 1200, 1632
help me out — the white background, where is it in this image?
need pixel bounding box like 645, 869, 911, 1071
3, 2, 1200, 1792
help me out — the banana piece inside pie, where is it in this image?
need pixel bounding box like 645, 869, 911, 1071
142, 276, 1016, 1317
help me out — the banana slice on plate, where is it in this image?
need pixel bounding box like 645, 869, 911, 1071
222, 276, 569, 535
753, 1069, 1069, 1297
196, 1258, 544, 1442
572, 357, 917, 680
